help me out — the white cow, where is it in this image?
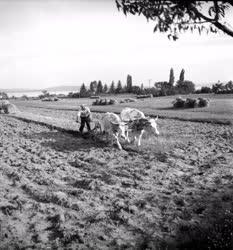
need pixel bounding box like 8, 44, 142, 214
120, 108, 159, 146
98, 112, 127, 150
120, 107, 146, 121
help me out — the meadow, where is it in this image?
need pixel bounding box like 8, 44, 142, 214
12, 93, 233, 125
0, 94, 233, 249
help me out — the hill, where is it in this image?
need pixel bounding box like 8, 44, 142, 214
45, 85, 81, 92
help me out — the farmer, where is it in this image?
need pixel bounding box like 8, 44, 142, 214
79, 104, 91, 133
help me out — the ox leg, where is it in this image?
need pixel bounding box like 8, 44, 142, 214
125, 130, 130, 143
113, 133, 122, 150
131, 136, 136, 144
137, 130, 144, 147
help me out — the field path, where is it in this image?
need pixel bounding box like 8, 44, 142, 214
0, 115, 233, 249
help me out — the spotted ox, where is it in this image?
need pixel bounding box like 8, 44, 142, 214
120, 108, 159, 146
98, 112, 127, 150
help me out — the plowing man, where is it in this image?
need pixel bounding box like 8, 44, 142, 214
79, 104, 91, 134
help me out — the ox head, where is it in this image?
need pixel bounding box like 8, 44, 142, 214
110, 121, 127, 139
144, 116, 159, 136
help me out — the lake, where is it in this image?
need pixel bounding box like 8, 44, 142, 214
6, 91, 71, 98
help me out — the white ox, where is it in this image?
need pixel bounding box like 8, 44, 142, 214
77, 112, 127, 150
98, 112, 127, 150
120, 108, 159, 146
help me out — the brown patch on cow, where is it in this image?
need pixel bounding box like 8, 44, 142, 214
128, 118, 150, 131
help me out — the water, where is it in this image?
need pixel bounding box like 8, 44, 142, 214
6, 91, 71, 98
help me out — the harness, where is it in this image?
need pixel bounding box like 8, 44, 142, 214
127, 118, 149, 131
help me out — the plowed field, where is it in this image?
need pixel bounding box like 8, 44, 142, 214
0, 112, 233, 249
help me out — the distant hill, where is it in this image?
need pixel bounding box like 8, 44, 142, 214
0, 88, 40, 93
45, 85, 81, 92
0, 85, 81, 93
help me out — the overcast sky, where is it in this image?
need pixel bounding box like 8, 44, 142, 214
0, 0, 232, 89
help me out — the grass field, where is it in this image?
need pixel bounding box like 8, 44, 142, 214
12, 93, 233, 125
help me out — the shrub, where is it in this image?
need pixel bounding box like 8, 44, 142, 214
92, 98, 116, 106
173, 97, 210, 109
198, 98, 209, 107
136, 95, 152, 99
173, 97, 186, 108
109, 99, 116, 105
184, 98, 198, 108
99, 99, 104, 105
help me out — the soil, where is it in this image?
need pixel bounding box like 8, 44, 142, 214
0, 114, 233, 249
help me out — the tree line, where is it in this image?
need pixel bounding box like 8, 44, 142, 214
69, 75, 135, 98
1, 74, 232, 100
69, 69, 197, 98
196, 81, 233, 94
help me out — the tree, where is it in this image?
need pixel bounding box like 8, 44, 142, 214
89, 81, 97, 94
126, 74, 133, 93
212, 80, 233, 94
116, 80, 123, 94
42, 90, 50, 97
131, 86, 141, 95
225, 81, 233, 92
80, 83, 88, 97
116, 1, 233, 40
109, 81, 116, 94
212, 81, 223, 94
169, 68, 175, 87
155, 81, 175, 96
144, 87, 160, 97
176, 80, 195, 94
179, 69, 185, 83
140, 83, 145, 94
103, 83, 108, 93
97, 80, 103, 94
195, 86, 212, 94
68, 92, 79, 98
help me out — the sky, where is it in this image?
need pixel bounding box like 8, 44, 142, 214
0, 0, 233, 90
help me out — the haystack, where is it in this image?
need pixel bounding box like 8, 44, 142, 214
0, 101, 19, 114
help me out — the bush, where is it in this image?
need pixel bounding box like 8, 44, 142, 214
173, 97, 210, 109
92, 98, 116, 106
173, 97, 186, 108
136, 95, 152, 99
109, 99, 116, 105
184, 98, 198, 108
41, 97, 59, 102
198, 98, 209, 107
